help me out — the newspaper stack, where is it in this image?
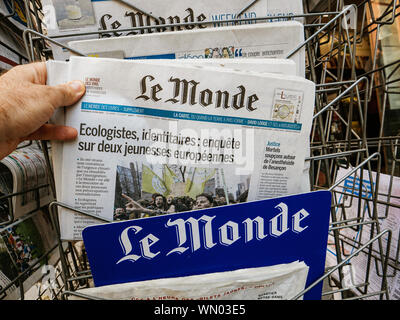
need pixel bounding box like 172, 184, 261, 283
68, 20, 305, 77
72, 261, 309, 300
48, 55, 315, 241
0, 145, 54, 222
41, 0, 304, 61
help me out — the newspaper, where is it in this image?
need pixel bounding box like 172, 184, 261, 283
326, 168, 400, 299
0, 25, 27, 70
0, 209, 55, 300
0, 0, 28, 31
68, 21, 305, 77
140, 58, 299, 77
41, 0, 303, 61
47, 60, 69, 201
49, 56, 315, 240
73, 261, 309, 300
0, 146, 54, 222
0, 236, 17, 299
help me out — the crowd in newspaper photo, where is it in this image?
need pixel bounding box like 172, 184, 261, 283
113, 163, 251, 221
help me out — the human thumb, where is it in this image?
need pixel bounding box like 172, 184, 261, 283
46, 80, 86, 109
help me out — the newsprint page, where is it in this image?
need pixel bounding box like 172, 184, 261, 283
72, 261, 309, 300
41, 0, 304, 61
48, 56, 315, 241
68, 21, 306, 77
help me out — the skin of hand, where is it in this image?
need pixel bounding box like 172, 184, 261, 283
0, 62, 85, 160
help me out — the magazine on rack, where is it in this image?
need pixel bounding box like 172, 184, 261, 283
68, 21, 305, 77
41, 0, 304, 60
0, 145, 54, 223
0, 25, 27, 70
0, 208, 56, 300
0, 0, 28, 31
47, 56, 315, 241
72, 261, 309, 300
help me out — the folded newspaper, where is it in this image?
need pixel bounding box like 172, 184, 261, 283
72, 261, 309, 300
48, 58, 299, 202
41, 0, 303, 61
0, 145, 54, 222
68, 21, 305, 77
48, 56, 315, 241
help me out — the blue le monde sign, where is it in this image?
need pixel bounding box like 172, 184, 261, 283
83, 190, 331, 300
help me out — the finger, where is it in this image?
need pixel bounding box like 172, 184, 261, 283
122, 194, 135, 202
41, 80, 86, 109
22, 124, 78, 141
2, 62, 47, 84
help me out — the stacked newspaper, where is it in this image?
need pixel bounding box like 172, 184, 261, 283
72, 261, 309, 300
48, 56, 315, 241
41, 0, 304, 61
68, 20, 305, 77
0, 145, 54, 223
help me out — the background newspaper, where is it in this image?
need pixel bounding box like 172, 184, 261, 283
49, 56, 315, 241
0, 208, 57, 300
0, 0, 28, 31
326, 168, 400, 299
0, 24, 27, 70
69, 20, 305, 77
41, 0, 303, 61
73, 261, 309, 300
0, 145, 54, 223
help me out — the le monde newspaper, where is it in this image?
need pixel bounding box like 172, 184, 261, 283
48, 56, 315, 241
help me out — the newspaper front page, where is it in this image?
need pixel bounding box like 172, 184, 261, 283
41, 0, 303, 61
74, 261, 309, 300
69, 21, 305, 77
48, 58, 299, 208
52, 56, 315, 240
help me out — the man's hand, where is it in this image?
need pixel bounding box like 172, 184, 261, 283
0, 62, 85, 159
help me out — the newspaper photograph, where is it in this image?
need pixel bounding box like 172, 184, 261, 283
50, 56, 315, 240
51, 0, 96, 30
73, 261, 309, 300
69, 21, 306, 77
41, 0, 303, 61
0, 146, 54, 222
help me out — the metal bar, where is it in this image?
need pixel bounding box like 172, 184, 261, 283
292, 229, 392, 300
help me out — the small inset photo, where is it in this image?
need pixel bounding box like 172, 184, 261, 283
52, 0, 96, 30
272, 88, 304, 123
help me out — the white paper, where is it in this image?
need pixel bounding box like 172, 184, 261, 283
69, 21, 305, 77
73, 261, 309, 300
48, 56, 315, 240
41, 0, 303, 61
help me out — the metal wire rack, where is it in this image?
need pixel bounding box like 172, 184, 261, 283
0, 0, 399, 300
